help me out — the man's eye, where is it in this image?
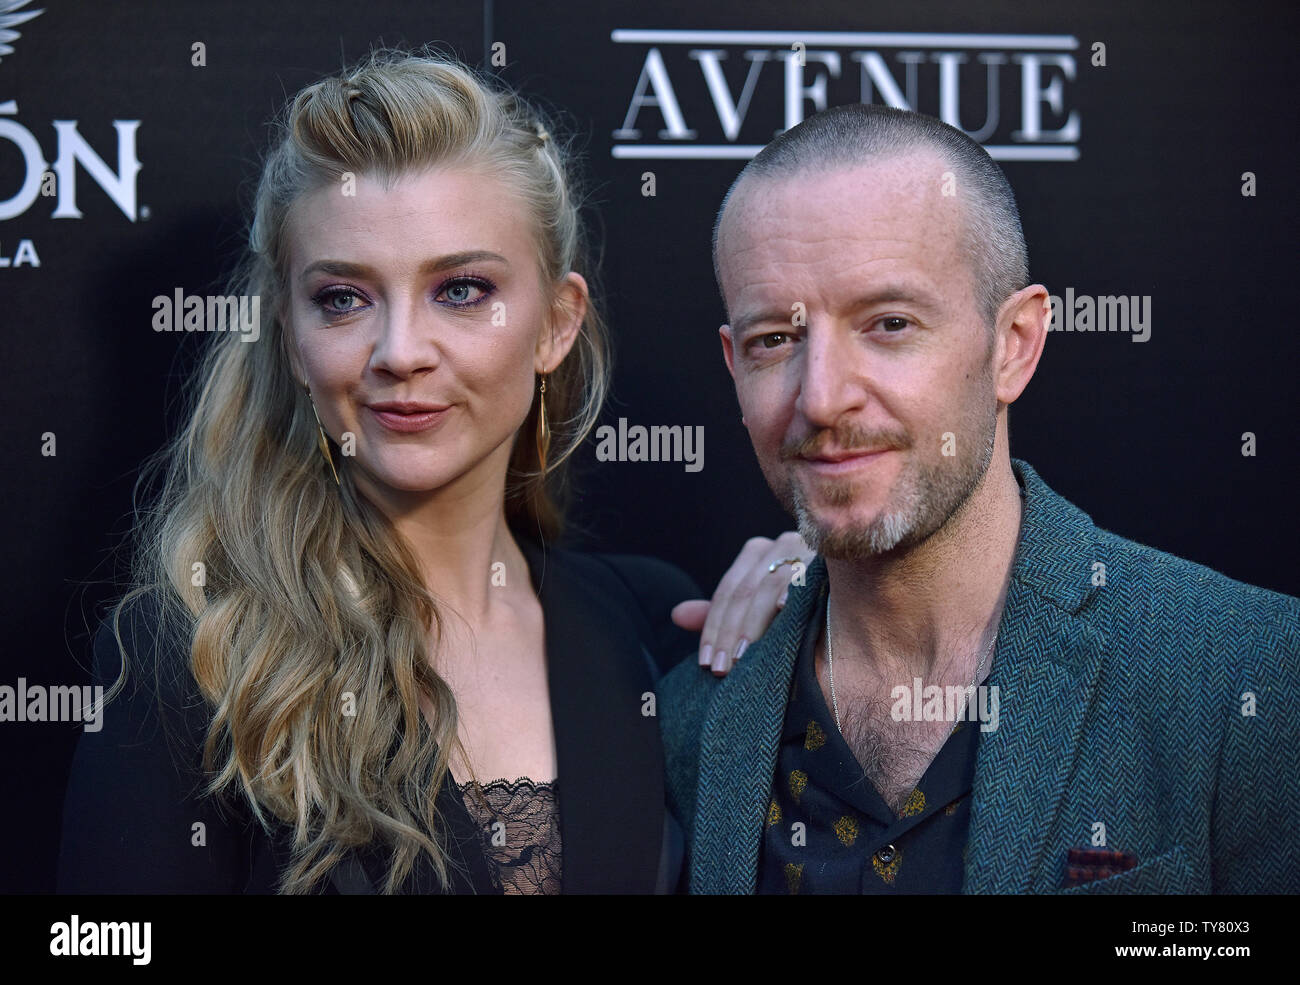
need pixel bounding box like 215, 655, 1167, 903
760, 332, 788, 348
880, 316, 911, 332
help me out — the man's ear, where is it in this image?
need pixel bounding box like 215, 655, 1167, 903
994, 284, 1049, 406
719, 324, 738, 381
537, 272, 588, 373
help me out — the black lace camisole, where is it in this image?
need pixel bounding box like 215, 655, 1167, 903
455, 777, 562, 894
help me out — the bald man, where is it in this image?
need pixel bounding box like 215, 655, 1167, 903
658, 103, 1300, 895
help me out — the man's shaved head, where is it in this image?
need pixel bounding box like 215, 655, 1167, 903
713, 103, 1029, 329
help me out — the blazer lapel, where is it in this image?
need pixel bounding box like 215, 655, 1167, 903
961, 582, 1106, 892
519, 538, 665, 893
963, 460, 1107, 893
691, 557, 827, 893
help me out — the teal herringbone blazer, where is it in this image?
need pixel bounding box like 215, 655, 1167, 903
659, 459, 1300, 893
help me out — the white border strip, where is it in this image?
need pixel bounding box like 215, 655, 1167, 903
612, 144, 1080, 161
610, 30, 1078, 50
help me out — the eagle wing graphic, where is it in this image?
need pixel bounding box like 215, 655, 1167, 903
0, 0, 44, 63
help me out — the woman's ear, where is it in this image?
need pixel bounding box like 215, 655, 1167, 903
536, 272, 587, 373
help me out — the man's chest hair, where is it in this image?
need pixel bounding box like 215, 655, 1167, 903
836, 690, 955, 815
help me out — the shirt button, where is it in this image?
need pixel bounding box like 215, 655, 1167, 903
875, 844, 897, 864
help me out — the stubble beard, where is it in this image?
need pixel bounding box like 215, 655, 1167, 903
774, 407, 998, 561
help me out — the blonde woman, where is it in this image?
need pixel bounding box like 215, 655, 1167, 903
56, 51, 808, 894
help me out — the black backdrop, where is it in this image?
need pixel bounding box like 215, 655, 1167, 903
1, 0, 1295, 892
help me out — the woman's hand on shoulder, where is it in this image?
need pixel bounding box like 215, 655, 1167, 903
670, 531, 813, 677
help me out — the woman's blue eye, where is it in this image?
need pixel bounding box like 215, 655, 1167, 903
312, 288, 368, 318
311, 278, 492, 319
439, 278, 492, 306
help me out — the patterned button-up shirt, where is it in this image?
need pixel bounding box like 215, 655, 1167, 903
757, 585, 984, 893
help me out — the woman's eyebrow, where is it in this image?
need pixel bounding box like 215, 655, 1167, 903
299, 250, 509, 281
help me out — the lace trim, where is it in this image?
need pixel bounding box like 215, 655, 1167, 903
456, 776, 557, 792
456, 775, 561, 895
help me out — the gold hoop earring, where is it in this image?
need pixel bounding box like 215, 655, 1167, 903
536, 374, 551, 475
305, 386, 341, 486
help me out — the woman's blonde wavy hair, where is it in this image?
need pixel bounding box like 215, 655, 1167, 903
105, 48, 610, 893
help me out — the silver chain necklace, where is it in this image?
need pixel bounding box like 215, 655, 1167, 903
825, 591, 996, 734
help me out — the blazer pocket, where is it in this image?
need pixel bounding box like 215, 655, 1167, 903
1059, 845, 1194, 894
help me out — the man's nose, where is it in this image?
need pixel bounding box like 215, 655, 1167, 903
795, 322, 867, 427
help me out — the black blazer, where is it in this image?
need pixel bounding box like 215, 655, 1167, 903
57, 538, 700, 894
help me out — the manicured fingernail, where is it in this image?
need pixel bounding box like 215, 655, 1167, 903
777, 590, 788, 608
734, 638, 748, 661
699, 643, 712, 667
712, 650, 728, 675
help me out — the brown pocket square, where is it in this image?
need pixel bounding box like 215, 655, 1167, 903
1063, 847, 1139, 887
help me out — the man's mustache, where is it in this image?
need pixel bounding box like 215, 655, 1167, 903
780, 423, 911, 461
